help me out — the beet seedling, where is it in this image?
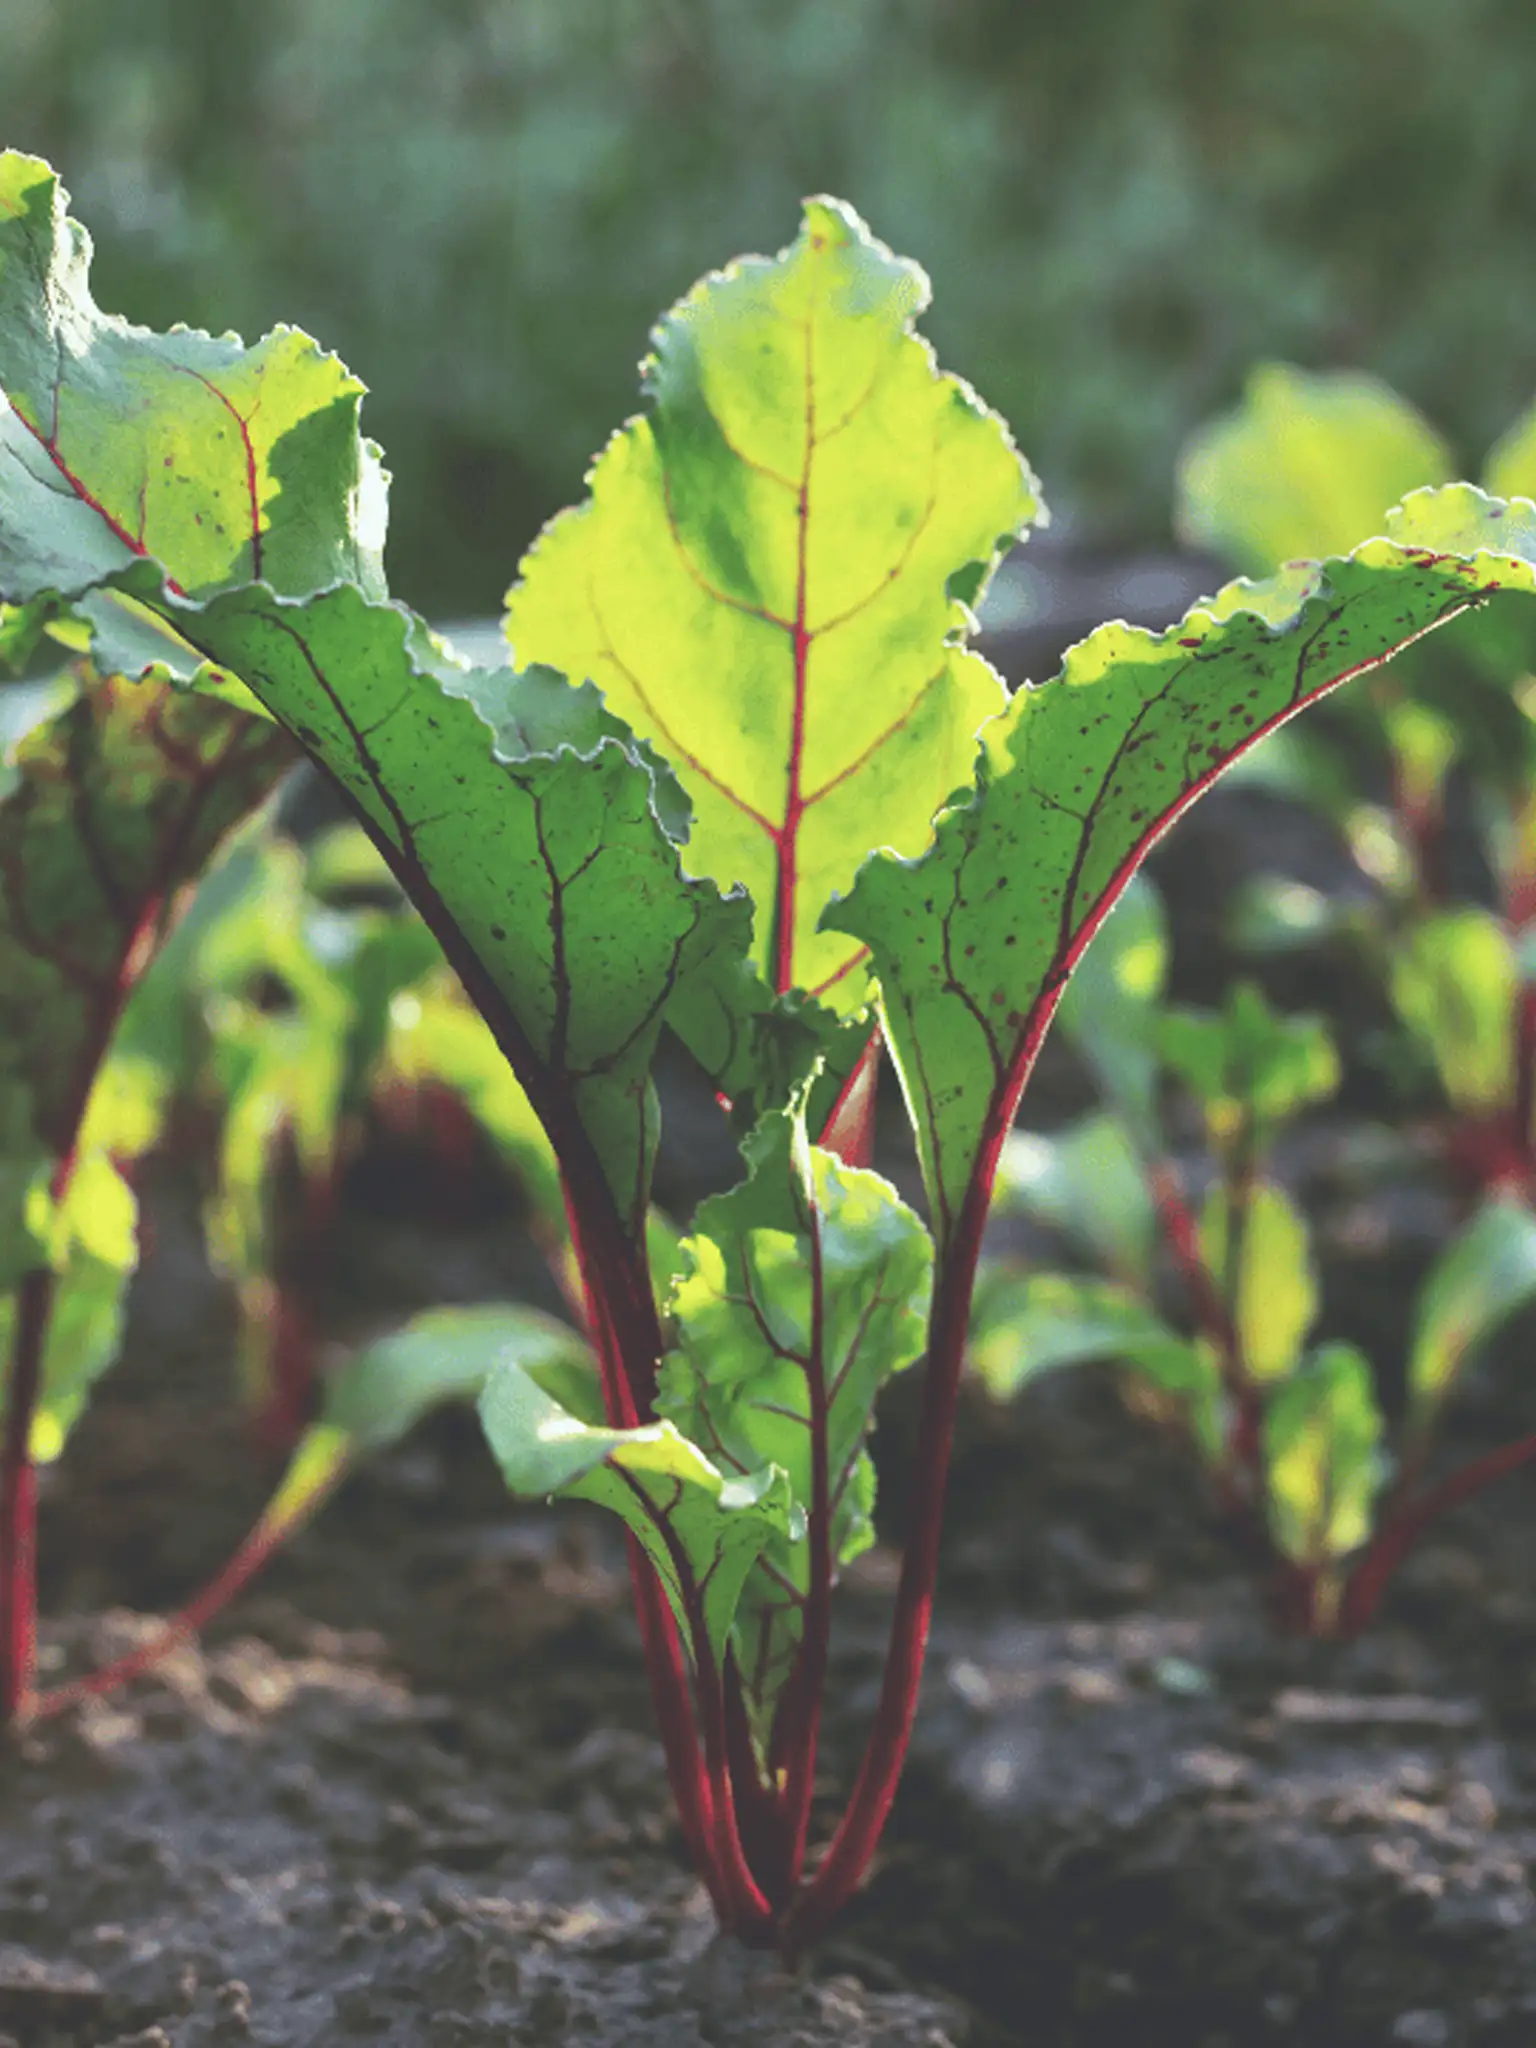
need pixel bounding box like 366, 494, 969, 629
7, 154, 1536, 1946
979, 878, 1536, 1633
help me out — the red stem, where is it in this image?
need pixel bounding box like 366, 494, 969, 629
778, 1204, 830, 1890
786, 1126, 997, 1947
1337, 1430, 1536, 1636
0, 1268, 55, 1723
30, 1454, 347, 1721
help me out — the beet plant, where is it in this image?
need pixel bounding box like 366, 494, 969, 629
7, 153, 1536, 1947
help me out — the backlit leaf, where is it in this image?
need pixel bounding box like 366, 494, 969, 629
504, 197, 1039, 1009
1177, 363, 1452, 576
1263, 1341, 1384, 1566
0, 151, 385, 613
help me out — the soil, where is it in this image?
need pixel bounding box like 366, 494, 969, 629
3, 578, 1536, 2046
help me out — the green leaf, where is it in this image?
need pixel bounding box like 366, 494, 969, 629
1390, 907, 1517, 1116
1178, 363, 1453, 576
164, 588, 754, 1242
1159, 982, 1339, 1152
1055, 873, 1167, 1142
658, 1108, 931, 1732
0, 152, 386, 613
967, 1266, 1200, 1405
1199, 1179, 1318, 1384
828, 487, 1536, 1246
0, 1151, 138, 1462
326, 1302, 593, 1454
1263, 1341, 1384, 1566
504, 196, 1040, 1011
993, 1114, 1156, 1287
479, 1350, 797, 1669
1407, 1198, 1536, 1431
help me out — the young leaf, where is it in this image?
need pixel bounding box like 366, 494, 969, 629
161, 589, 753, 1245
658, 1111, 932, 1733
1407, 1198, 1536, 1432
325, 1303, 592, 1454
0, 1150, 137, 1462
504, 197, 1039, 1008
993, 1114, 1157, 1288
967, 1267, 1204, 1409
0, 152, 385, 613
828, 487, 1536, 1247
1159, 982, 1339, 1149
1263, 1342, 1384, 1566
479, 1351, 796, 1668
1177, 363, 1453, 576
1198, 1179, 1319, 1384
1390, 908, 1517, 1115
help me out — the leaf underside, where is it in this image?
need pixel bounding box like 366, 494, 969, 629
829, 489, 1536, 1244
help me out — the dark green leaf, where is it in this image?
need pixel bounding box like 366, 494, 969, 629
828, 488, 1536, 1245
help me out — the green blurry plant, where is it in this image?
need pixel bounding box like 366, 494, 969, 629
1180, 364, 1536, 1200
138, 815, 577, 1450
975, 877, 1536, 1634
6, 155, 1536, 1947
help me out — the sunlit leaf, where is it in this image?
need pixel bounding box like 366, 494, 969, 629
1263, 1341, 1384, 1566
1408, 1198, 1536, 1430
1199, 1178, 1318, 1384
0, 152, 386, 615
1177, 363, 1452, 576
505, 196, 1039, 1009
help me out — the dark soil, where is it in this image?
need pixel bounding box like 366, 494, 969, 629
3, 581, 1535, 2045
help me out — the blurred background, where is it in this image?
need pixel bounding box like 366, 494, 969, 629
4, 0, 1536, 619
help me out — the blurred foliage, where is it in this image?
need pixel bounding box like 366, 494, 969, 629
7, 0, 1536, 611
